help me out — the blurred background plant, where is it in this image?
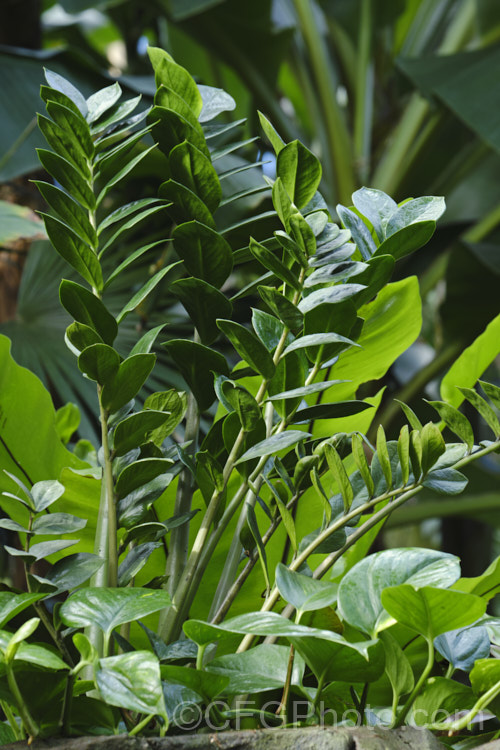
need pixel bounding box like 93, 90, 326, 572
1, 0, 499, 578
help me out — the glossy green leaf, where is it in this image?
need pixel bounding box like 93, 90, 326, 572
276, 139, 322, 208
480, 380, 500, 410
458, 386, 500, 437
46, 100, 93, 157
173, 220, 232, 288
98, 200, 168, 256
470, 659, 500, 697
31, 479, 65, 512
373, 221, 436, 261
422, 468, 468, 495
101, 353, 156, 414
272, 179, 294, 234
34, 181, 96, 248
323, 443, 353, 512
44, 69, 87, 116
267, 379, 348, 402
397, 424, 410, 486
385, 196, 446, 236
217, 319, 275, 379
346, 254, 395, 307
336, 204, 376, 260
148, 47, 203, 116
130, 324, 166, 357
221, 381, 261, 432
207, 644, 303, 695
258, 110, 285, 154
338, 548, 461, 638
454, 555, 500, 600
274, 228, 306, 267
236, 430, 311, 464
409, 429, 423, 480
115, 458, 173, 499
420, 422, 446, 475
159, 179, 215, 228
263, 477, 297, 552
380, 631, 414, 700
118, 542, 161, 586
258, 285, 303, 331
275, 563, 337, 614
98, 651, 166, 719
163, 340, 229, 411
252, 309, 287, 352
93, 94, 142, 133
78, 344, 120, 386
66, 322, 103, 354
60, 280, 117, 345
198, 83, 235, 122
246, 504, 270, 592
0, 628, 68, 671
282, 332, 357, 358
171, 278, 232, 345
113, 411, 172, 456
150, 106, 209, 159
60, 588, 171, 641
169, 140, 221, 213
352, 432, 375, 496
304, 260, 368, 287
298, 284, 365, 313
32, 512, 86, 536
381, 585, 486, 640
144, 389, 188, 443
376, 425, 392, 490
116, 262, 180, 325
440, 313, 500, 407
37, 113, 91, 178
41, 213, 102, 291
86, 82, 122, 124
37, 149, 95, 210
352, 187, 398, 242
155, 85, 201, 130
97, 144, 157, 205
6, 539, 78, 563
289, 213, 316, 259
41, 553, 103, 596
249, 237, 301, 291
425, 400, 474, 451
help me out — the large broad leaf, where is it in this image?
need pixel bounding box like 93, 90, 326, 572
60, 588, 171, 644
0, 335, 83, 523
326, 277, 422, 399
97, 651, 167, 719
161, 665, 228, 703
381, 585, 486, 640
206, 644, 304, 694
440, 312, 500, 408
398, 46, 500, 155
337, 548, 461, 638
434, 625, 491, 673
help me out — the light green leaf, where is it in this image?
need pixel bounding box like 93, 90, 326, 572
352, 187, 397, 242
0, 200, 46, 244
352, 432, 375, 496
148, 47, 203, 116
440, 312, 500, 407
336, 204, 376, 260
380, 631, 414, 700
298, 284, 366, 313
258, 111, 285, 154
32, 512, 86, 536
44, 69, 87, 116
425, 399, 474, 451
458, 386, 500, 437
198, 84, 235, 122
276, 140, 322, 208
420, 422, 446, 475
324, 443, 353, 512
31, 479, 65, 512
381, 585, 485, 640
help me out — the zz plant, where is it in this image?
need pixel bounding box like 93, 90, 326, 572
0, 49, 499, 744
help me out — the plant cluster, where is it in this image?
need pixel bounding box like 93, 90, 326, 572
0, 50, 499, 746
